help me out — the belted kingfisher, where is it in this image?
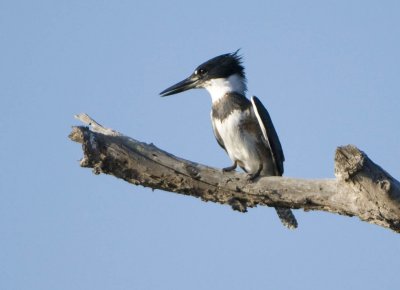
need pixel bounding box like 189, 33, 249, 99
160, 51, 297, 229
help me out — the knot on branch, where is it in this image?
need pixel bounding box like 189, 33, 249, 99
378, 179, 391, 193
185, 164, 201, 179
334, 145, 365, 181
70, 126, 106, 174
228, 197, 248, 212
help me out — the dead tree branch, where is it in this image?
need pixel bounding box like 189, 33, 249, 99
69, 114, 400, 233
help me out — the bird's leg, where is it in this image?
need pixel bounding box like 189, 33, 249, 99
222, 161, 237, 172
247, 164, 263, 181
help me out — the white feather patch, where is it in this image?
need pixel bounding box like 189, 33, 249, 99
213, 109, 261, 173
250, 97, 269, 144
204, 74, 246, 103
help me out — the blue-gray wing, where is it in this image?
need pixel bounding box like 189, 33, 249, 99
251, 96, 285, 176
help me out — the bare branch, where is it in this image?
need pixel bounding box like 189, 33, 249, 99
69, 114, 400, 233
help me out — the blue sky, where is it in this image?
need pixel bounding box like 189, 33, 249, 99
1, 1, 400, 289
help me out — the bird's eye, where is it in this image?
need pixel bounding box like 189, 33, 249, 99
195, 69, 206, 76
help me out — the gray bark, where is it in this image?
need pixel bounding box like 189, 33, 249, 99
69, 114, 400, 233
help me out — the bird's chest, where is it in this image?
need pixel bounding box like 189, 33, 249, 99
213, 110, 261, 162
215, 110, 244, 143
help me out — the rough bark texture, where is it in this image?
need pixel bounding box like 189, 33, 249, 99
69, 114, 400, 233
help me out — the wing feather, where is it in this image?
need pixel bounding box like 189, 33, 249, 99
251, 96, 285, 175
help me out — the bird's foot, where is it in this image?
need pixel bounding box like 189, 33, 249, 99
246, 172, 260, 182
222, 162, 237, 172
246, 164, 263, 182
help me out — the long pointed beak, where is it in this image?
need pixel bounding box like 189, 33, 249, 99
160, 75, 199, 97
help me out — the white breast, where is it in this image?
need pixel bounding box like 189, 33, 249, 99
213, 109, 262, 174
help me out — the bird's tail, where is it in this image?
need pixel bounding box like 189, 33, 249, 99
275, 207, 298, 229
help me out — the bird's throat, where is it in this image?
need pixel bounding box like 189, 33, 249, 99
204, 74, 247, 103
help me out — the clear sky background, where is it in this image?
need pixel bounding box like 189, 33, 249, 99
1, 1, 399, 289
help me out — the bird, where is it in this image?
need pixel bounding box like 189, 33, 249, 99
160, 51, 297, 229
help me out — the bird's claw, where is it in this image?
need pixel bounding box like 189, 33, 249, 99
246, 172, 259, 182
222, 163, 237, 172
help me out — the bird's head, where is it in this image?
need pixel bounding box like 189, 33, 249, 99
160, 50, 247, 101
